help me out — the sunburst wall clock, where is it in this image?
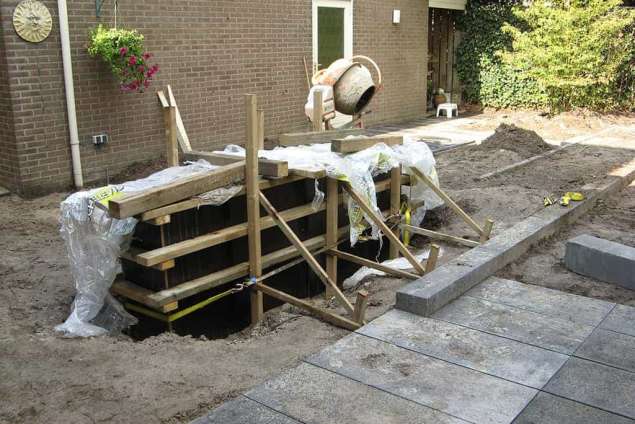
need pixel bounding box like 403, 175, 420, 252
13, 0, 53, 43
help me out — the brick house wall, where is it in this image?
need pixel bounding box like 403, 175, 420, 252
0, 14, 19, 190
0, 0, 428, 195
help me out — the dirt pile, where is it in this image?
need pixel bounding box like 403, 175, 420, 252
478, 123, 553, 158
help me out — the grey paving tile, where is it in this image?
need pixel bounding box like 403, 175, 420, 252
246, 362, 468, 424
191, 396, 299, 424
601, 304, 635, 337
359, 309, 568, 388
575, 328, 635, 372
307, 333, 537, 424
433, 296, 594, 354
544, 357, 635, 419
468, 277, 614, 326
512, 392, 635, 424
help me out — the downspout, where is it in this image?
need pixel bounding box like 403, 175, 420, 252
57, 0, 83, 189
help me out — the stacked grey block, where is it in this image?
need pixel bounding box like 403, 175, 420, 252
565, 234, 635, 290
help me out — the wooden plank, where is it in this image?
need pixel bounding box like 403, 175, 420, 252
257, 109, 265, 150
279, 128, 364, 146
480, 219, 494, 243
147, 215, 171, 226
167, 85, 193, 152
255, 283, 360, 331
389, 166, 401, 259
425, 244, 441, 274
325, 178, 339, 298
259, 192, 355, 314
164, 106, 179, 167
288, 168, 327, 179
111, 279, 178, 313
328, 249, 419, 280
183, 150, 288, 178
109, 161, 244, 219
410, 167, 484, 236
312, 89, 324, 132
245, 94, 263, 325
157, 90, 169, 108
331, 135, 403, 154
399, 224, 480, 248
148, 227, 350, 305
343, 183, 427, 276
352, 289, 369, 325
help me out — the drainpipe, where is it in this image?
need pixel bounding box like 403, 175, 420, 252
57, 0, 83, 189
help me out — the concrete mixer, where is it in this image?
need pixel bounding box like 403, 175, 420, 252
305, 56, 382, 127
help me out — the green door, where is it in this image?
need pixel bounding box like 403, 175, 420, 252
317, 6, 345, 70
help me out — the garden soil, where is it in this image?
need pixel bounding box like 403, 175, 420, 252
1, 114, 634, 424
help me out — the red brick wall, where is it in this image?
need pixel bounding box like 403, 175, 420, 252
0, 6, 19, 190
1, 0, 428, 195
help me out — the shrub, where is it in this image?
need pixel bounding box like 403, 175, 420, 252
88, 25, 159, 93
501, 0, 635, 111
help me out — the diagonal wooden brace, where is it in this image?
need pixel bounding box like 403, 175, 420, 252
410, 167, 485, 237
258, 191, 355, 315
342, 183, 427, 276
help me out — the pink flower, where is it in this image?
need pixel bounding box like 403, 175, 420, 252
137, 65, 145, 73
119, 47, 128, 56
128, 55, 137, 66
142, 53, 151, 60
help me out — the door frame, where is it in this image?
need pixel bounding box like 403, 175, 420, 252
312, 0, 354, 71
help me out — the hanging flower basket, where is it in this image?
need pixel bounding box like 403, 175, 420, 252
88, 25, 159, 93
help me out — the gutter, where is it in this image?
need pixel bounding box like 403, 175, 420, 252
57, 0, 83, 189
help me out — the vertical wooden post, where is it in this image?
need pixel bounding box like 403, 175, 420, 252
325, 177, 339, 299
312, 89, 324, 132
425, 244, 441, 274
245, 95, 263, 326
480, 219, 494, 243
165, 105, 179, 167
389, 166, 402, 259
352, 290, 369, 325
257, 109, 265, 150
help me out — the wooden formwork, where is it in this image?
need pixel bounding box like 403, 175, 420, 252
109, 89, 493, 332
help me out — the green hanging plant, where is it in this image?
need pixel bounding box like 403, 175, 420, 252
88, 25, 159, 93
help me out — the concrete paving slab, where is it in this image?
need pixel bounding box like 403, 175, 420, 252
575, 328, 635, 373
246, 362, 468, 424
467, 278, 614, 326
601, 304, 635, 337
544, 357, 635, 419
565, 234, 635, 290
433, 296, 594, 354
307, 333, 537, 424
513, 392, 635, 424
358, 309, 568, 388
191, 396, 300, 424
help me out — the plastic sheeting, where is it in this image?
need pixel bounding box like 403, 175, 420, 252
342, 247, 441, 290
55, 160, 240, 338
217, 135, 442, 245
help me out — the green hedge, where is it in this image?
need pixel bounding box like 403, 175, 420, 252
456, 0, 635, 111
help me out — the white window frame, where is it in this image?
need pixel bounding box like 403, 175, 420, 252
312, 0, 354, 71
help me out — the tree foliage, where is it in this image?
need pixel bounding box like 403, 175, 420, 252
457, 0, 635, 111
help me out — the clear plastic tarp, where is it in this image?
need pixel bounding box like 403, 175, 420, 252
217, 135, 443, 245
55, 160, 240, 338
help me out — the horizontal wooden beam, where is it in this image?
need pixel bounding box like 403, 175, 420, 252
400, 224, 480, 248
255, 283, 360, 331
109, 161, 245, 219
331, 135, 403, 154
328, 249, 419, 280
147, 227, 350, 306
183, 151, 288, 178
111, 279, 178, 313
279, 128, 364, 146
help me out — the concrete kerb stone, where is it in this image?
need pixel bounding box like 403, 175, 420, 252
396, 163, 635, 317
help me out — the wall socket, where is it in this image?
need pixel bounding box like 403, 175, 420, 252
92, 133, 109, 146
